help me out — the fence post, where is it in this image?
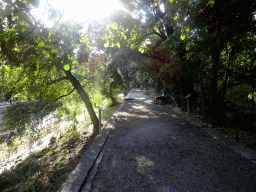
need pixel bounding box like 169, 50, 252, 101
187, 99, 189, 113
185, 94, 192, 113
97, 106, 104, 130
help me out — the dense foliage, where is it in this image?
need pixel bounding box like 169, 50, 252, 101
0, 0, 129, 143
1, 0, 256, 141
102, 0, 256, 132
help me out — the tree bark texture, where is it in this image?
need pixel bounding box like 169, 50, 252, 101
63, 70, 99, 133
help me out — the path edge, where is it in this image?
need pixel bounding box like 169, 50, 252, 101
57, 101, 126, 192
171, 106, 256, 164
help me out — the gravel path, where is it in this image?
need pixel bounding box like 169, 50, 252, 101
89, 89, 256, 192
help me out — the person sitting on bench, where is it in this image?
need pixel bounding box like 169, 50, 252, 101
154, 90, 166, 104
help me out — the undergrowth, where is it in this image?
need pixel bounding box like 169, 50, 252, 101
0, 98, 122, 192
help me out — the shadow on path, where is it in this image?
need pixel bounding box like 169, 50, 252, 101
88, 90, 256, 192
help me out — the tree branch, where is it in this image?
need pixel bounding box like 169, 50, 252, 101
54, 88, 75, 101
157, 26, 166, 40
151, 29, 163, 39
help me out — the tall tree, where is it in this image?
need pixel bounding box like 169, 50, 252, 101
0, 0, 100, 136
103, 0, 196, 96
194, 0, 256, 106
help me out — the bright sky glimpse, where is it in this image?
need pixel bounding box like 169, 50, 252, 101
32, 0, 123, 27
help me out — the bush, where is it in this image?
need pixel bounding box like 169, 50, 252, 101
103, 97, 115, 107
225, 84, 252, 114
89, 89, 105, 108
55, 102, 82, 123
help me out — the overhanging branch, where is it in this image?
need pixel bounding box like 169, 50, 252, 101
149, 29, 163, 39
54, 88, 75, 101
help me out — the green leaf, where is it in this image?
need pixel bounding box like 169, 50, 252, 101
111, 23, 118, 30
104, 41, 109, 47
46, 52, 50, 58
41, 49, 46, 54
186, 28, 189, 32
146, 27, 153, 33
34, 58, 39, 64
154, 2, 158, 7
13, 47, 19, 52
130, 43, 136, 50
29, 71, 34, 79
121, 32, 127, 40
3, 65, 11, 73
209, 0, 214, 7
169, 0, 173, 3
117, 42, 121, 48
51, 65, 57, 72
173, 17, 177, 20
138, 47, 142, 52
122, 27, 128, 32
19, 20, 24, 25
132, 33, 138, 40
34, 70, 38, 76
63, 64, 70, 71
34, 62, 39, 76
38, 41, 44, 47
51, 49, 57, 53
180, 34, 186, 40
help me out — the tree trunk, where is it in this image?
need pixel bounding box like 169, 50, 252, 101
211, 49, 221, 106
222, 45, 234, 100
251, 66, 256, 123
251, 71, 255, 118
178, 46, 195, 97
180, 75, 194, 96
222, 59, 231, 99
63, 70, 99, 134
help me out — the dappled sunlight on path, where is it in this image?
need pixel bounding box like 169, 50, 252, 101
89, 89, 256, 192
118, 121, 177, 149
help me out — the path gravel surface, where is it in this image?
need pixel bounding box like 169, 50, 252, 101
88, 89, 256, 192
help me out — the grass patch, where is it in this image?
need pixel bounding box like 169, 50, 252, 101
0, 159, 42, 191
0, 130, 90, 191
